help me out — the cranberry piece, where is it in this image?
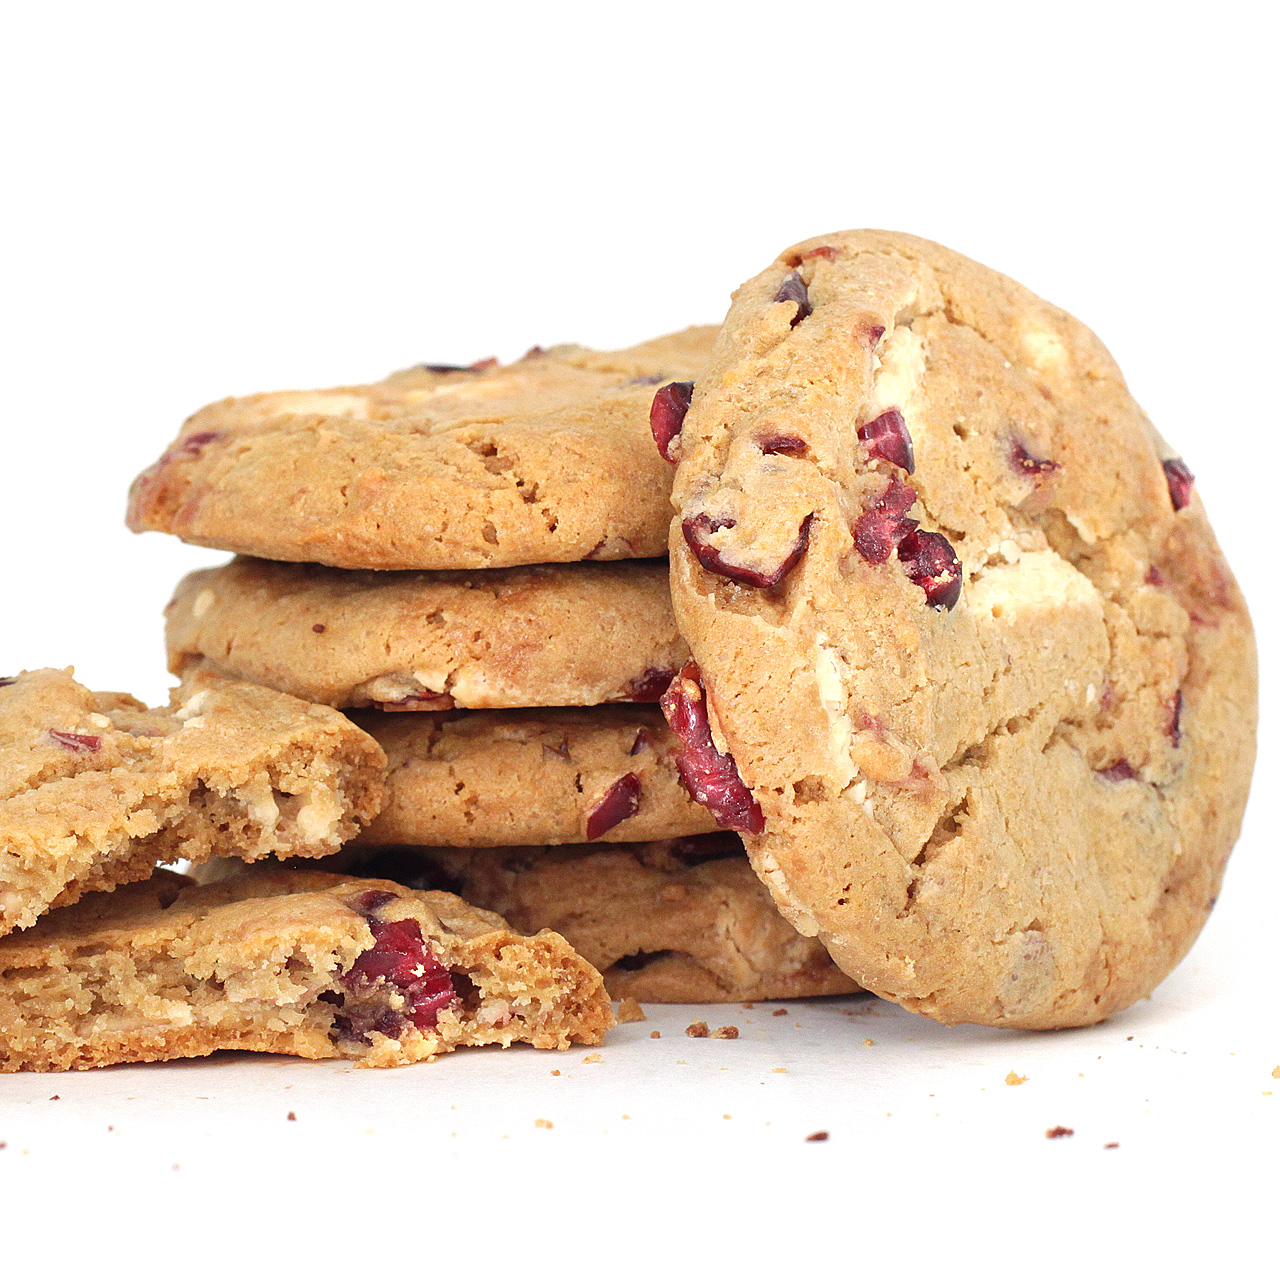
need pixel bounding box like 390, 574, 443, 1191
858, 409, 915, 472
1168, 691, 1183, 748
181, 431, 220, 456
376, 692, 456, 713
650, 381, 694, 462
352, 890, 398, 916
623, 667, 677, 702
860, 324, 886, 347
802, 246, 841, 261
853, 479, 918, 564
629, 727, 652, 755
660, 662, 764, 834
343, 914, 456, 1031
585, 772, 642, 840
48, 730, 101, 754
1010, 440, 1058, 476
682, 512, 815, 589
1097, 761, 1139, 782
773, 270, 812, 326
1163, 458, 1195, 511
897, 529, 963, 611
0, 677, 15, 688
759, 434, 808, 457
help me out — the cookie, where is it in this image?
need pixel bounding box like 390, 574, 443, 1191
167, 557, 688, 711
322, 836, 860, 1003
663, 230, 1256, 1029
0, 867, 612, 1071
351, 705, 716, 847
128, 327, 716, 570
0, 666, 385, 938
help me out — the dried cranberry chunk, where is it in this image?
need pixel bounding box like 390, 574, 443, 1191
0, 677, 16, 688
623, 667, 677, 702
650, 381, 694, 462
48, 729, 101, 754
759, 434, 808, 457
342, 914, 456, 1031
683, 512, 815, 589
1097, 760, 1139, 782
660, 662, 764, 834
585, 772, 642, 840
858, 409, 915, 472
773, 271, 812, 326
1163, 458, 1195, 511
897, 529, 963, 611
180, 431, 220, 456
1010, 440, 1058, 476
802, 246, 841, 261
853, 479, 918, 564
1168, 691, 1183, 748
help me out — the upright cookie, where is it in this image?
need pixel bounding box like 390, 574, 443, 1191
664, 230, 1256, 1029
167, 557, 687, 711
353, 706, 717, 846
0, 868, 612, 1071
128, 327, 716, 570
315, 835, 860, 1003
0, 666, 384, 937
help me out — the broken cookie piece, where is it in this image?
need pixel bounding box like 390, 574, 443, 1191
0, 867, 612, 1071
0, 666, 385, 938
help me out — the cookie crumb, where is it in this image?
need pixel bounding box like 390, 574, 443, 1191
863, 1038, 875, 1047
686, 1021, 710, 1038
616, 997, 646, 1023
1126, 1035, 1134, 1041
581, 1053, 603, 1064
49, 1095, 59, 1101
649, 1030, 661, 1039
286, 1111, 296, 1121
772, 1067, 787, 1074
805, 1131, 829, 1142
1104, 1142, 1120, 1149
772, 1008, 789, 1017
712, 1025, 739, 1039
1272, 1066, 1279, 1078
722, 1114, 731, 1119
535, 1118, 553, 1130
1005, 1071, 1028, 1086
742, 1002, 755, 1009
1045, 1126, 1074, 1139
551, 1069, 560, 1076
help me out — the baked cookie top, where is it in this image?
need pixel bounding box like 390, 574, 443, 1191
167, 556, 688, 711
323, 835, 859, 1004
0, 867, 611, 1070
128, 327, 716, 571
0, 666, 385, 937
664, 230, 1256, 1029
351, 705, 717, 847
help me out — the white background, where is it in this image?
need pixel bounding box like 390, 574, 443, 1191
0, 2, 1275, 1275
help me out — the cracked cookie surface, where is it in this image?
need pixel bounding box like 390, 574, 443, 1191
351, 705, 717, 846
0, 867, 611, 1071
0, 666, 385, 938
306, 835, 860, 1003
666, 230, 1256, 1029
167, 557, 688, 711
128, 327, 717, 570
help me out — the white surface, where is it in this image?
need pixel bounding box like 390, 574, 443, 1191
0, 2, 1275, 1273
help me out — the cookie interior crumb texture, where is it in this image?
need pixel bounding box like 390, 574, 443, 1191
0, 868, 612, 1071
127, 327, 717, 570
668, 229, 1257, 1030
0, 666, 386, 939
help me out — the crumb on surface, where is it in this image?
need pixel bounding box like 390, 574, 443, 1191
535, 1118, 553, 1129
772, 1067, 787, 1074
1272, 1066, 1280, 1078
863, 1038, 874, 1047
1005, 1071, 1028, 1086
805, 1131, 829, 1142
582, 1052, 603, 1064
1045, 1126, 1074, 1139
772, 1008, 788, 1017
286, 1111, 297, 1121
649, 1030, 661, 1039
1104, 1142, 1119, 1149
551, 1069, 560, 1076
742, 1002, 754, 1009
616, 997, 646, 1023
712, 1025, 739, 1039
722, 1113, 731, 1119
686, 1021, 710, 1038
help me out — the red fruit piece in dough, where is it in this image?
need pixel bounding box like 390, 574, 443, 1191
1163, 458, 1194, 511
858, 409, 915, 473
1010, 440, 1058, 476
897, 529, 963, 611
585, 772, 642, 840
853, 479, 918, 564
48, 730, 101, 753
759, 434, 808, 457
623, 667, 677, 702
1097, 760, 1139, 782
682, 512, 815, 589
343, 913, 456, 1030
660, 662, 764, 834
773, 271, 812, 326
650, 381, 694, 462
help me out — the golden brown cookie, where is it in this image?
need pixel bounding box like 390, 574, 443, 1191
166, 557, 687, 711
353, 706, 716, 846
0, 666, 385, 938
0, 867, 612, 1071
128, 327, 716, 570
326, 836, 860, 1003
663, 230, 1256, 1029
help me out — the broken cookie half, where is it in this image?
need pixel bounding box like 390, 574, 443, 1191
0, 666, 386, 938
0, 867, 613, 1071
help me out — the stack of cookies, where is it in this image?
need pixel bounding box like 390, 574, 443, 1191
133, 326, 858, 1006
0, 229, 1257, 1073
